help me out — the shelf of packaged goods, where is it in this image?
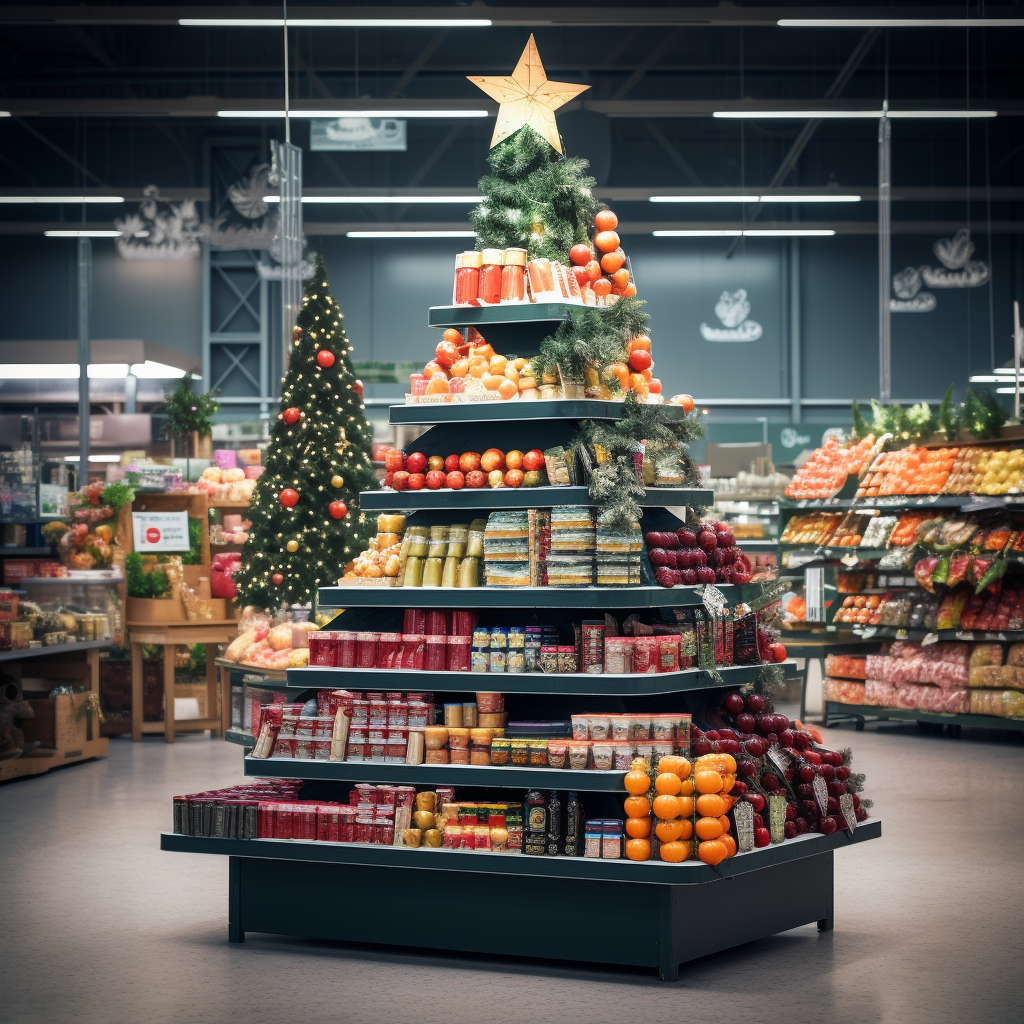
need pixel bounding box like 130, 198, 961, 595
284, 662, 778, 697
729, 538, 778, 548
161, 819, 880, 885
317, 582, 767, 610
0, 639, 112, 665
216, 658, 290, 688
779, 544, 891, 562
225, 729, 256, 747
427, 302, 573, 329
389, 399, 689, 426
245, 758, 629, 791
780, 495, 1008, 511
0, 546, 52, 557
358, 486, 714, 512
824, 701, 1024, 733
844, 625, 1024, 642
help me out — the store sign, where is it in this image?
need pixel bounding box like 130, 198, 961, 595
132, 511, 189, 552
700, 289, 763, 342
310, 118, 407, 152
891, 228, 989, 313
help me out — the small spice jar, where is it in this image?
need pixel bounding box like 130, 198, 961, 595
610, 715, 631, 742
571, 715, 589, 740
510, 738, 530, 766
539, 646, 560, 673
588, 715, 611, 741
557, 645, 577, 673
613, 743, 634, 770
478, 248, 504, 305
490, 737, 511, 766
528, 740, 549, 767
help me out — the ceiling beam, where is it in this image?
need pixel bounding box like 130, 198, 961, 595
390, 29, 449, 98
612, 29, 683, 100
642, 120, 704, 188
2, 6, 1021, 28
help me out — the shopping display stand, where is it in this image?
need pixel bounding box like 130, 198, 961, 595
216, 657, 289, 746
162, 306, 880, 978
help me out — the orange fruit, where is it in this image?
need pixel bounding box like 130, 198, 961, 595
721, 774, 735, 794
625, 837, 652, 861
469, 358, 489, 378
595, 209, 618, 232
489, 354, 508, 375
678, 778, 694, 796
659, 840, 690, 863
719, 834, 737, 859
695, 793, 728, 818
654, 772, 682, 796
695, 816, 725, 841
694, 770, 724, 794
656, 755, 691, 779
625, 816, 651, 839
600, 250, 625, 274
652, 794, 682, 820
623, 795, 650, 818
497, 378, 518, 400
483, 373, 504, 391
716, 754, 737, 773
629, 335, 652, 353
698, 839, 727, 866
630, 756, 651, 772
718, 815, 731, 834
676, 796, 694, 818
624, 770, 651, 795
594, 229, 620, 253
654, 818, 686, 843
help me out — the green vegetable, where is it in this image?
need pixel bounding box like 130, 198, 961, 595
101, 480, 135, 510
125, 551, 170, 598
931, 554, 951, 586
975, 558, 1008, 594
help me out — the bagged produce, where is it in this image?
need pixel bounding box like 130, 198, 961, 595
823, 678, 866, 704
969, 688, 1024, 718
224, 625, 266, 662
824, 653, 867, 679
968, 665, 1003, 688
998, 664, 1024, 691
1006, 642, 1024, 667
864, 678, 899, 706
968, 643, 1003, 669
267, 623, 294, 651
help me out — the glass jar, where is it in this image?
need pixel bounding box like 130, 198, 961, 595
501, 248, 528, 303
477, 248, 504, 305
454, 250, 482, 304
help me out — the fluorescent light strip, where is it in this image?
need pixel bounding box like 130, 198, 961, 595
44, 230, 122, 238
779, 19, 1024, 28
994, 368, 1020, 374
652, 229, 836, 237
971, 375, 1024, 383
0, 361, 189, 380
64, 454, 122, 463
714, 110, 997, 119
218, 108, 489, 119
996, 388, 1021, 394
264, 195, 482, 204
181, 19, 490, 28
346, 231, 477, 239
1, 196, 125, 204
650, 194, 860, 203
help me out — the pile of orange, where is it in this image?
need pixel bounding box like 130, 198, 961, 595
623, 754, 695, 863
856, 445, 959, 498
692, 753, 738, 866
785, 435, 876, 501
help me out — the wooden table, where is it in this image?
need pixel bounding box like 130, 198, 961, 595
215, 657, 288, 737
128, 621, 238, 742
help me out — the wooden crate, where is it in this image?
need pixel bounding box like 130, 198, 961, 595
0, 692, 108, 783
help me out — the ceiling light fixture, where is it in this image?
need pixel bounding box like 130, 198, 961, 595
652, 229, 836, 238
0, 360, 190, 380
346, 231, 477, 239
64, 454, 122, 463
181, 18, 491, 28
779, 19, 1024, 28
714, 109, 997, 119
1, 196, 125, 204
218, 108, 489, 119
650, 194, 861, 203
44, 230, 122, 238
264, 195, 483, 204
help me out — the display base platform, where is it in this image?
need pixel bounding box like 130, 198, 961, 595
824, 700, 1024, 736
161, 821, 879, 980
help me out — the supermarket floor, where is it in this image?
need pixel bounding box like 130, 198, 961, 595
2, 714, 1023, 1024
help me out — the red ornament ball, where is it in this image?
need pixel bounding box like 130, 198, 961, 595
272, 573, 284, 586
329, 500, 348, 520
316, 349, 336, 369
282, 406, 301, 424
279, 488, 299, 508
353, 379, 363, 397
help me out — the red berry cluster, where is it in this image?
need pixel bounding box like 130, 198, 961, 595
646, 521, 753, 587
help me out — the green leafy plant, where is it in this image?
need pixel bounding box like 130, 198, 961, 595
850, 400, 870, 440
125, 551, 169, 599
938, 384, 958, 437
100, 480, 135, 510
164, 373, 221, 438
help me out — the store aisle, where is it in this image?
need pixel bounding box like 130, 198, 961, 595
2, 723, 1022, 1024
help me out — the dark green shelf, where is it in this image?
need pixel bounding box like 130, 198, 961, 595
318, 582, 765, 610
245, 757, 625, 791
780, 495, 990, 511
225, 729, 256, 747
824, 701, 1024, 732
358, 485, 714, 512
428, 302, 573, 329
388, 399, 688, 426
160, 819, 880, 885
0, 638, 112, 665
0, 546, 51, 557
285, 661, 774, 696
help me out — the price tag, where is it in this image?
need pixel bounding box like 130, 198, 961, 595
769, 793, 787, 845
132, 511, 190, 552
798, 500, 808, 508
860, 626, 878, 639
701, 583, 727, 613
922, 632, 939, 646
767, 745, 791, 772
895, 628, 909, 640
840, 552, 861, 567
839, 793, 857, 835
812, 774, 829, 817
733, 801, 755, 853
956, 631, 975, 641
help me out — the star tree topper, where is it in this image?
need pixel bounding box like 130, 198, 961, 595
468, 34, 589, 154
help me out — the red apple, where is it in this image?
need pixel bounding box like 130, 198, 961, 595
677, 528, 697, 548
384, 471, 395, 489
754, 827, 771, 848
425, 470, 446, 490
407, 473, 425, 490
444, 454, 461, 473
732, 570, 751, 585
723, 692, 745, 714
820, 817, 838, 836
522, 449, 545, 472
745, 792, 766, 813
504, 468, 524, 488
446, 470, 465, 489
696, 566, 716, 584
745, 694, 766, 713
698, 529, 718, 552
678, 568, 697, 585
384, 448, 405, 472
460, 452, 481, 473
406, 452, 427, 474
465, 470, 487, 488
649, 547, 670, 567
392, 471, 409, 491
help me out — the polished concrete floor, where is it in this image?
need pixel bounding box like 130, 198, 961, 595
2, 713, 1023, 1024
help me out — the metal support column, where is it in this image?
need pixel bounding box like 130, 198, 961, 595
789, 238, 802, 424
878, 111, 892, 403
77, 237, 92, 478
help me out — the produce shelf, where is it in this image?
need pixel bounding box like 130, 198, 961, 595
389, 399, 688, 426
318, 582, 766, 610
161, 819, 879, 885
824, 701, 1024, 733
245, 758, 627, 791
780, 494, 1007, 511
284, 661, 776, 697
427, 302, 573, 329
358, 485, 714, 511
0, 639, 112, 665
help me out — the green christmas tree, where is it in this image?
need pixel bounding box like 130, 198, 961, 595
234, 253, 375, 610
471, 126, 597, 261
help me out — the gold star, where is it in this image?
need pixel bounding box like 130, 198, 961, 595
468, 34, 589, 154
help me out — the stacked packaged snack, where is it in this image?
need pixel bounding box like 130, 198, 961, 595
483, 511, 531, 587
547, 506, 595, 586
595, 525, 642, 586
